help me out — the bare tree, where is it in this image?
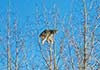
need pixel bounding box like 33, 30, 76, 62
0, 0, 100, 70
7, 0, 12, 70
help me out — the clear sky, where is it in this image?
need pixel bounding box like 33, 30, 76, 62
0, 0, 73, 34
0, 0, 100, 70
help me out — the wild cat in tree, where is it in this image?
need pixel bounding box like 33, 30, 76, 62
39, 29, 57, 45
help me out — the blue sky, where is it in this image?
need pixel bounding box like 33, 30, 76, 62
0, 0, 74, 34
0, 0, 100, 70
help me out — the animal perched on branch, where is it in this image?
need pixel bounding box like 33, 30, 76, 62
39, 29, 57, 45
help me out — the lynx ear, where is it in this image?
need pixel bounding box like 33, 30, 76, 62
51, 30, 57, 34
